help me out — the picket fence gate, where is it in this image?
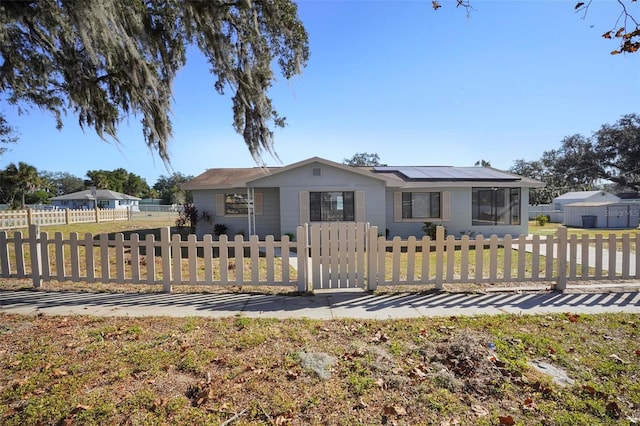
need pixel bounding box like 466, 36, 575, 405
0, 223, 639, 293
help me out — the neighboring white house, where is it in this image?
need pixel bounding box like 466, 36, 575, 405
50, 189, 141, 211
183, 157, 544, 239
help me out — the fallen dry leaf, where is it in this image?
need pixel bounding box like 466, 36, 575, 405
606, 401, 621, 418
609, 354, 626, 364
371, 330, 389, 343
411, 366, 428, 378
275, 413, 292, 425
523, 397, 536, 411
471, 404, 489, 417
384, 405, 407, 416
565, 312, 579, 323
70, 404, 92, 414
498, 415, 515, 425
285, 369, 299, 380
52, 369, 68, 378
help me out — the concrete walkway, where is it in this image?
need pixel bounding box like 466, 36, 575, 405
1, 286, 639, 319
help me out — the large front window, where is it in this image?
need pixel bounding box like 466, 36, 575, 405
472, 188, 520, 225
225, 193, 249, 215
310, 191, 354, 221
402, 192, 440, 219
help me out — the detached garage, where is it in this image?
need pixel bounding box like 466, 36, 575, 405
564, 201, 640, 229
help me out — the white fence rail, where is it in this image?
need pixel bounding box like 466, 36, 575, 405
0, 208, 130, 230
0, 224, 638, 292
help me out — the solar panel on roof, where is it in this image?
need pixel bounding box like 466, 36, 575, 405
373, 166, 519, 181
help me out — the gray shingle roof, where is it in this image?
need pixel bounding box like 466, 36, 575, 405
182, 157, 545, 190
51, 190, 141, 201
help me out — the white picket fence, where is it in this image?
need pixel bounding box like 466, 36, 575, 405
0, 224, 638, 292
0, 208, 130, 230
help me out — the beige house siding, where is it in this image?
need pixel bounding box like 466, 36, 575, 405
249, 161, 387, 236
386, 187, 531, 238
192, 188, 280, 238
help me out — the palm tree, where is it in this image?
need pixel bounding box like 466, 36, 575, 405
4, 162, 40, 208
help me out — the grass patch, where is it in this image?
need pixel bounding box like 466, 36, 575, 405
0, 313, 638, 425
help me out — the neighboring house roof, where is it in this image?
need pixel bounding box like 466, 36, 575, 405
182, 157, 545, 190
182, 167, 278, 190
564, 201, 631, 207
51, 189, 141, 201
553, 191, 613, 201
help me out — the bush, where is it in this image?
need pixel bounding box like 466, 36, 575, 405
175, 203, 198, 232
213, 223, 228, 237
535, 214, 549, 226
422, 221, 446, 239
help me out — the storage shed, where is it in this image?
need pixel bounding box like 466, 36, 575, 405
553, 191, 620, 211
564, 201, 640, 229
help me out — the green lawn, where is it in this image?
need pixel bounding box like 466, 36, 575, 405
0, 313, 638, 425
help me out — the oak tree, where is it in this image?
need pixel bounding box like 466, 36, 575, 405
0, 0, 308, 164
0, 114, 17, 157
343, 152, 386, 167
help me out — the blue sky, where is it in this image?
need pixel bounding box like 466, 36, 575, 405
1, 0, 639, 186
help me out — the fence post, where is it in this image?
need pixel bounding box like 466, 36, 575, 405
95, 207, 100, 223
160, 227, 172, 293
555, 225, 567, 291
367, 226, 379, 291
28, 224, 43, 288
296, 225, 309, 292
435, 226, 445, 290
27, 208, 33, 226
65, 208, 71, 225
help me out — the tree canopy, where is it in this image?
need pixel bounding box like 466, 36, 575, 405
510, 113, 640, 204
0, 113, 17, 157
0, 161, 40, 208
85, 168, 152, 198
0, 164, 187, 208
1, 0, 636, 167
474, 159, 491, 167
0, 0, 308, 164
40, 171, 85, 195
343, 152, 386, 167
153, 172, 194, 205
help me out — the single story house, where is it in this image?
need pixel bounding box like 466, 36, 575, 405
182, 157, 544, 239
552, 191, 620, 211
50, 189, 141, 211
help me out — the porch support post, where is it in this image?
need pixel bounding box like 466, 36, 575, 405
247, 187, 256, 237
